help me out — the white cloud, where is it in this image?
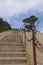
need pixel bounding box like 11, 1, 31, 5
0, 0, 43, 19
40, 28, 43, 33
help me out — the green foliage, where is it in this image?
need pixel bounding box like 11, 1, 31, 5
22, 28, 25, 31
25, 25, 32, 30
23, 15, 38, 31
23, 15, 38, 24
0, 18, 11, 32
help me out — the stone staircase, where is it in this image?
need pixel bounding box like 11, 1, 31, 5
0, 31, 28, 65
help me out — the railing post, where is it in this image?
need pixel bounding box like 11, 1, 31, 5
24, 30, 26, 45
32, 30, 37, 65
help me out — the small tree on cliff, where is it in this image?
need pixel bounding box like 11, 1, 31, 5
23, 15, 38, 65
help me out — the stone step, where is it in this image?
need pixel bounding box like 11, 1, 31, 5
0, 44, 25, 52
0, 40, 23, 45
0, 48, 24, 51
0, 60, 27, 64
1, 36, 21, 39
2, 39, 22, 42
1, 63, 27, 65
0, 57, 27, 60
3, 35, 21, 38
3, 36, 21, 39
0, 46, 23, 49
0, 47, 23, 51
0, 52, 26, 54
0, 57, 27, 64
0, 44, 23, 46
0, 54, 26, 57
0, 45, 24, 47
0, 50, 25, 52
0, 51, 26, 57
0, 48, 25, 51
0, 41, 22, 43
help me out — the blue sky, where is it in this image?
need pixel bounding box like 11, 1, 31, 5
0, 0, 43, 33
